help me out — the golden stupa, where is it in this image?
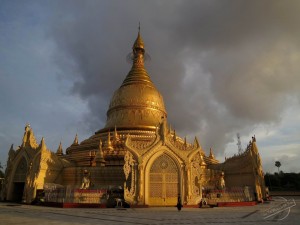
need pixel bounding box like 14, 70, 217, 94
1, 30, 266, 207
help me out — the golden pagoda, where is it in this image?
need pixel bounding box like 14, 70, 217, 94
1, 30, 266, 206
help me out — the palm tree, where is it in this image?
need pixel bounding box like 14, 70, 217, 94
275, 161, 281, 173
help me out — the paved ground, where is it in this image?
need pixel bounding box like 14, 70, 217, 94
0, 196, 299, 225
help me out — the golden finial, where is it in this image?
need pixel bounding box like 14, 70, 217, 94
133, 23, 145, 51
138, 22, 140, 33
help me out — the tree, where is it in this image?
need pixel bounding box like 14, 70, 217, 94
275, 161, 281, 173
0, 162, 4, 179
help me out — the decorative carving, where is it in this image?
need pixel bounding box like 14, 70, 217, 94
123, 151, 137, 204
159, 117, 167, 144
127, 139, 156, 150
218, 172, 225, 189
80, 170, 91, 190
188, 152, 205, 204
22, 124, 38, 149
124, 151, 134, 180
168, 135, 195, 151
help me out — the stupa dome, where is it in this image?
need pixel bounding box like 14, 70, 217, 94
104, 30, 167, 130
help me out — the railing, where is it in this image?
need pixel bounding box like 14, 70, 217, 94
203, 186, 255, 203
44, 187, 107, 204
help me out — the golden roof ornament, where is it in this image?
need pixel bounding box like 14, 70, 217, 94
73, 133, 79, 145
40, 137, 47, 151
209, 148, 215, 159
113, 126, 120, 143
193, 137, 200, 148
184, 136, 187, 149
106, 131, 113, 151
173, 130, 177, 142
200, 153, 207, 166
56, 142, 63, 156
99, 139, 104, 158
95, 139, 105, 166
22, 123, 38, 149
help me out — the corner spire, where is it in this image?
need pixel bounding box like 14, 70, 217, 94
113, 126, 119, 143
95, 139, 105, 166
106, 131, 113, 150
209, 148, 215, 159
193, 137, 200, 148
73, 133, 79, 145
184, 136, 187, 149
173, 130, 177, 142
56, 142, 63, 156
40, 137, 47, 151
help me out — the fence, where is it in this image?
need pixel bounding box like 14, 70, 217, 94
43, 183, 107, 204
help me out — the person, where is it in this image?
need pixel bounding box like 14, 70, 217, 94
176, 194, 182, 211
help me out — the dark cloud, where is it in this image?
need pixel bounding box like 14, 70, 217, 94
1, 0, 300, 171
47, 0, 300, 155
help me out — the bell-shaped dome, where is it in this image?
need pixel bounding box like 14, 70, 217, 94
104, 30, 167, 130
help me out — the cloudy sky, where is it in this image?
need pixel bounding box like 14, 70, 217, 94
1, 0, 299, 173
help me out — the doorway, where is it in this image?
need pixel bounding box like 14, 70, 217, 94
12, 182, 25, 202
148, 154, 179, 206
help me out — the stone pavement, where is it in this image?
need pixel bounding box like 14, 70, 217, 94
0, 196, 299, 225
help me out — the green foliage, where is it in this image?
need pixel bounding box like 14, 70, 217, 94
265, 172, 300, 191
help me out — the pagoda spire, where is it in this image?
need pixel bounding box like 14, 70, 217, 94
106, 131, 113, 150
40, 137, 47, 151
95, 139, 105, 166
173, 130, 177, 142
184, 136, 187, 149
113, 126, 119, 143
209, 148, 215, 159
193, 137, 200, 148
73, 133, 79, 145
121, 25, 153, 87
56, 142, 63, 156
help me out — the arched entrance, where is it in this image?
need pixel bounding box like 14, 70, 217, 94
148, 153, 179, 206
12, 157, 27, 202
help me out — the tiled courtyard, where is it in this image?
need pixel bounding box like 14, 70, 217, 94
0, 196, 299, 225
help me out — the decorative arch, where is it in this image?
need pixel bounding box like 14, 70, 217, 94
144, 148, 182, 206
13, 157, 27, 182
7, 152, 30, 201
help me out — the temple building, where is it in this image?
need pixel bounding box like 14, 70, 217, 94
1, 30, 266, 206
